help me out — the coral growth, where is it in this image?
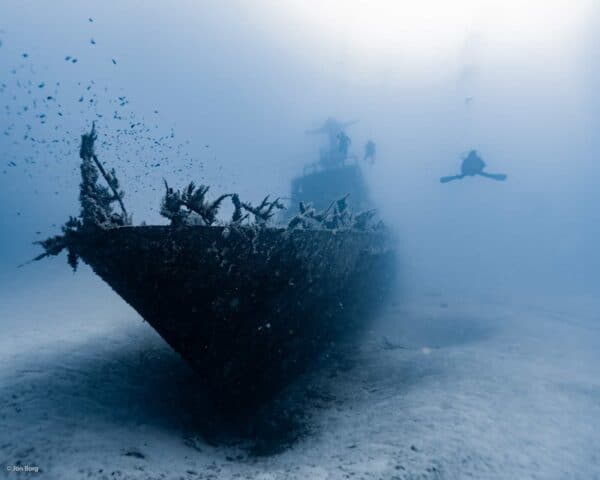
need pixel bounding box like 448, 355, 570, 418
159, 182, 379, 231
31, 217, 82, 269
160, 181, 231, 226
79, 122, 130, 228
34, 123, 383, 270
33, 124, 130, 269
287, 195, 379, 231
160, 182, 284, 227
241, 196, 285, 224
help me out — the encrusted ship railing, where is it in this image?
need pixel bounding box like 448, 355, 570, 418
33, 124, 384, 269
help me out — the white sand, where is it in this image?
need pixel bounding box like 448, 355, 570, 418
1, 267, 599, 479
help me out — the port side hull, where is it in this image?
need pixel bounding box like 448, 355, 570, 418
73, 225, 395, 410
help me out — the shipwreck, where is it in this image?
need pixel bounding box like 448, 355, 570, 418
35, 124, 396, 411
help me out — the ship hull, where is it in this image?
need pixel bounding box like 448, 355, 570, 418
72, 225, 395, 411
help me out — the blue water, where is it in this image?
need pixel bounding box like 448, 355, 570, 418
1, 2, 599, 478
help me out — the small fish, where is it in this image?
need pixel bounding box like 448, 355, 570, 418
111, 58, 117, 65
90, 38, 96, 45
71, 58, 78, 63
38, 82, 45, 88
65, 56, 71, 61
89, 17, 93, 22
22, 53, 28, 58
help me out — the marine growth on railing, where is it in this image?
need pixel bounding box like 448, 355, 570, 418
32, 125, 384, 269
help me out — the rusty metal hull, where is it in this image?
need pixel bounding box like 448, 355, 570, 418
73, 225, 395, 409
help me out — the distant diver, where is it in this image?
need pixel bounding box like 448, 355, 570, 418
337, 131, 351, 158
306, 117, 357, 154
440, 150, 507, 183
364, 140, 376, 164
306, 117, 358, 169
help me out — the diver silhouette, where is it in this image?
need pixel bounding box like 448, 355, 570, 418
337, 131, 351, 158
440, 150, 507, 183
364, 140, 376, 164
306, 118, 357, 157
306, 118, 357, 169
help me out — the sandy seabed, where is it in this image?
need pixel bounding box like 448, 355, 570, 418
1, 268, 599, 480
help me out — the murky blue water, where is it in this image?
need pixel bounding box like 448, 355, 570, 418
1, 2, 599, 478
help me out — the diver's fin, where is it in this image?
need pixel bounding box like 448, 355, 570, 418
478, 172, 507, 181
440, 175, 464, 183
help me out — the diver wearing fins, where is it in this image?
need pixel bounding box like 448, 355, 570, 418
440, 150, 507, 183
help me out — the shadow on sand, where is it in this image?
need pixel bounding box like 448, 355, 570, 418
1, 303, 468, 458
1, 327, 367, 456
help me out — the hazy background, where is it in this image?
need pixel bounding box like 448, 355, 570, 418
1, 0, 598, 301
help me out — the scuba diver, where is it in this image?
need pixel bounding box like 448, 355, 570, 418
305, 117, 357, 151
364, 140, 376, 164
440, 150, 507, 183
337, 131, 351, 160
306, 118, 357, 169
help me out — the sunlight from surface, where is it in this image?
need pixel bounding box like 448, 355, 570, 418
252, 0, 592, 74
